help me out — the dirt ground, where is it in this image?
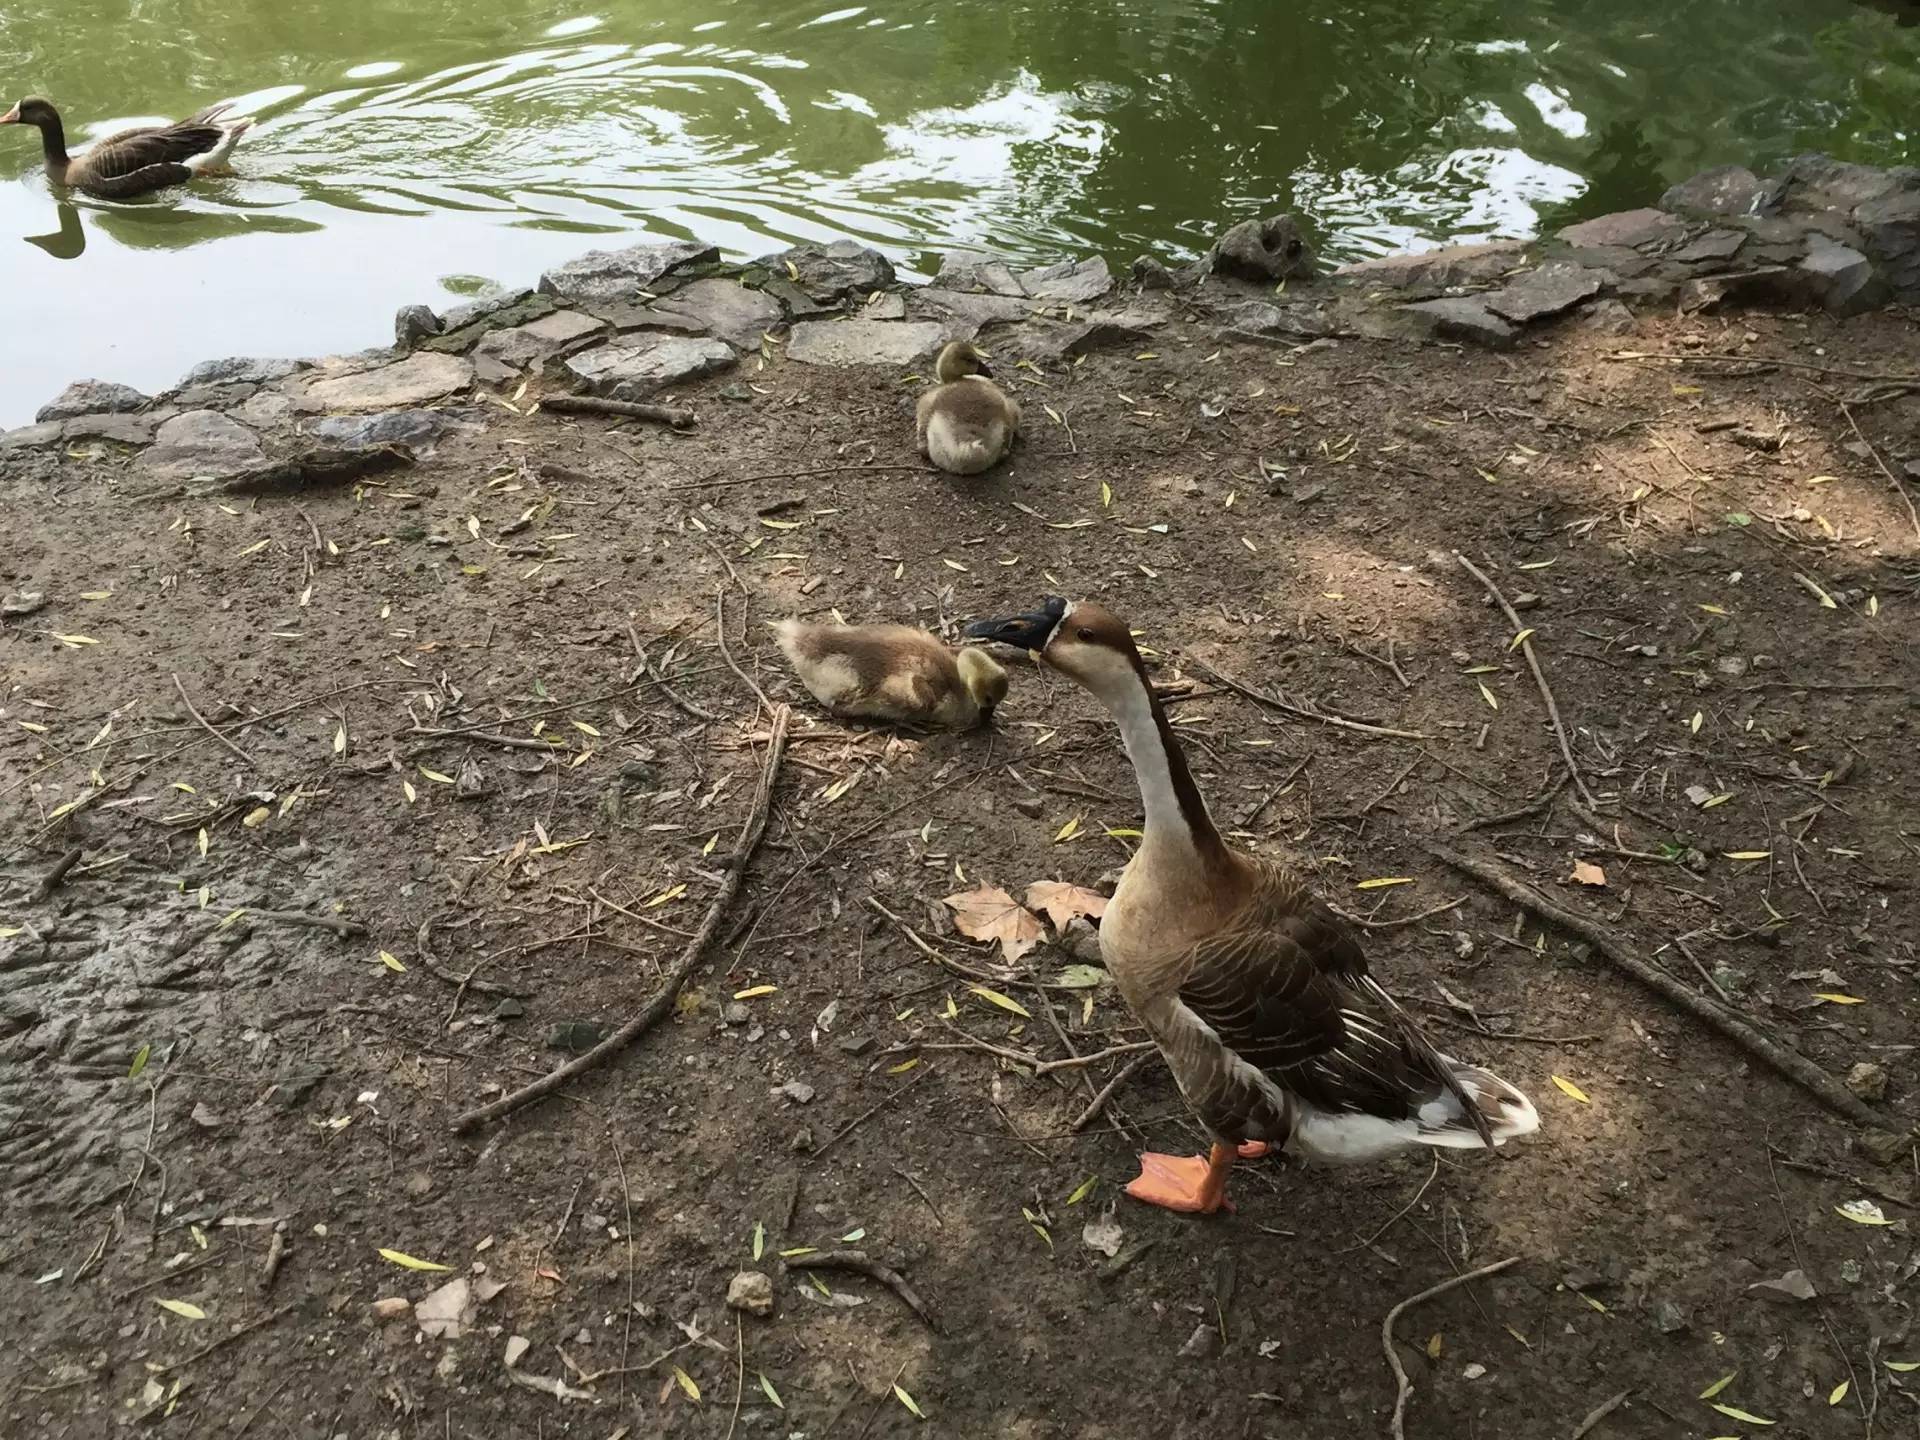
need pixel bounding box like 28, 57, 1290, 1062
4, 300, 1919, 1440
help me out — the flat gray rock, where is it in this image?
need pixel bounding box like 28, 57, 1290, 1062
1393, 297, 1518, 348
1206, 215, 1318, 283
1018, 256, 1114, 305
1669, 229, 1747, 264
934, 253, 1027, 296
1660, 165, 1769, 218
757, 240, 894, 301
236, 390, 296, 428
298, 352, 474, 412
179, 356, 306, 388
37, 380, 150, 423
473, 310, 608, 370
564, 335, 736, 396
439, 287, 536, 331
539, 241, 719, 305
862, 292, 908, 320
394, 304, 442, 347
1558, 208, 1689, 252
0, 421, 65, 451
1334, 239, 1525, 289
785, 319, 944, 368
62, 412, 161, 445
138, 410, 265, 479
1854, 189, 1920, 303
305, 408, 481, 456
905, 288, 1033, 334
1483, 263, 1606, 324
1800, 237, 1887, 316
643, 279, 784, 350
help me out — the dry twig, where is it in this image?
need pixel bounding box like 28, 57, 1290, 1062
1189, 660, 1429, 741
785, 1249, 939, 1331
1382, 1256, 1522, 1440
172, 673, 258, 770
543, 393, 695, 428
450, 705, 790, 1132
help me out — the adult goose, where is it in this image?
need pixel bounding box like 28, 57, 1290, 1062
967, 597, 1538, 1213
1, 96, 254, 199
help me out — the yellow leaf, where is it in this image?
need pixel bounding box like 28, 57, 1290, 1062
1426, 1332, 1443, 1359
242, 806, 270, 829
1699, 604, 1728, 616
419, 767, 455, 784
333, 724, 347, 754
1813, 992, 1865, 1006
1099, 480, 1112, 507
1792, 571, 1837, 609
1516, 560, 1555, 570
1478, 681, 1498, 710
759, 517, 803, 530
1550, 1075, 1591, 1104
759, 1373, 783, 1409
1690, 711, 1703, 734
55, 634, 100, 647
1829, 1380, 1850, 1406
1356, 877, 1414, 890
466, 515, 481, 540
1066, 1176, 1097, 1205
1699, 1372, 1738, 1400
968, 985, 1032, 1019
18, 721, 49, 734
196, 827, 209, 858
733, 985, 776, 999
1701, 793, 1733, 809
1508, 628, 1534, 651
377, 1248, 450, 1272
1885, 1361, 1919, 1372
1710, 1404, 1775, 1426
401, 780, 417, 804
1722, 850, 1770, 861
1867, 595, 1879, 617
887, 1058, 919, 1074
80, 589, 112, 600
235, 539, 270, 558
672, 1365, 701, 1402
894, 1384, 925, 1419
378, 950, 406, 973
571, 721, 600, 737
1672, 384, 1703, 395
647, 883, 687, 907
1835, 1199, 1891, 1225
155, 1298, 206, 1320
1053, 814, 1082, 843
128, 1043, 151, 1079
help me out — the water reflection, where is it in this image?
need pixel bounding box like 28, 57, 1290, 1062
22, 200, 85, 259
0, 0, 1915, 420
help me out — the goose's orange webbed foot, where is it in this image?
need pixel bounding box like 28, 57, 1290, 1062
1125, 1143, 1237, 1214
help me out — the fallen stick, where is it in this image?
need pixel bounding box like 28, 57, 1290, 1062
1072, 1051, 1154, 1132
173, 673, 258, 770
1187, 660, 1429, 741
784, 1249, 939, 1331
543, 393, 695, 429
1425, 841, 1893, 1129
154, 1302, 299, 1373
451, 705, 790, 1132
1835, 395, 1920, 546
31, 846, 83, 903
1382, 1256, 1522, 1440
807, 1065, 932, 1164
1569, 1389, 1632, 1440
247, 909, 367, 939
1454, 554, 1597, 810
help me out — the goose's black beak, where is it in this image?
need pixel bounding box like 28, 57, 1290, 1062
964, 596, 1066, 651
974, 359, 994, 379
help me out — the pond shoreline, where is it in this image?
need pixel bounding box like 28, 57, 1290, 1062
3, 151, 1916, 465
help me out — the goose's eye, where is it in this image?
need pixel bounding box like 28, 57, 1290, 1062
1076, 627, 1095, 641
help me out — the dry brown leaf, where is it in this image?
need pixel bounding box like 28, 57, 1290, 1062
1569, 860, 1607, 887
942, 885, 1044, 962
1023, 880, 1108, 930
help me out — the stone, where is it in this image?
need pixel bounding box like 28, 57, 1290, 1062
564, 335, 736, 396
472, 355, 516, 386
1557, 208, 1688, 251
439, 287, 537, 332
1207, 214, 1318, 282
298, 352, 474, 412
755, 239, 893, 301
538, 240, 719, 305
472, 309, 608, 370
1131, 255, 1177, 290
1017, 255, 1114, 305
422, 295, 559, 353
1669, 229, 1747, 264
726, 1271, 774, 1317
371, 1297, 412, 1321
1846, 1062, 1889, 1102
2, 591, 48, 616
722, 1002, 751, 1025
778, 1079, 815, 1104
37, 380, 150, 423
934, 253, 1026, 296
1578, 298, 1638, 335
235, 390, 295, 428
904, 288, 1033, 335
0, 421, 65, 451
1483, 263, 1607, 323
1334, 238, 1525, 289
1854, 189, 1920, 302
394, 304, 442, 347
585, 301, 710, 336
1677, 267, 1795, 312
137, 410, 265, 479
862, 292, 907, 320
61, 412, 160, 445
179, 356, 306, 388
1799, 237, 1887, 316
1857, 1129, 1911, 1166
1775, 153, 1915, 219
786, 319, 944, 368
304, 408, 481, 457
1650, 1299, 1691, 1335
171, 383, 256, 409
641, 279, 784, 349
1062, 307, 1164, 356
1660, 165, 1769, 217
1393, 296, 1517, 349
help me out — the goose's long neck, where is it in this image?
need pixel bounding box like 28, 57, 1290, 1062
35, 112, 70, 166
1104, 665, 1227, 869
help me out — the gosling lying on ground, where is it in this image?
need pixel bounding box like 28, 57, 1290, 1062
916, 341, 1020, 476
774, 618, 1007, 729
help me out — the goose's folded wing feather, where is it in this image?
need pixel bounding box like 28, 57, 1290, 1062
82, 124, 226, 179
1173, 880, 1471, 1127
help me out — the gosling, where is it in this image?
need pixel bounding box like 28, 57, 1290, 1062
916, 341, 1021, 476
774, 618, 1008, 729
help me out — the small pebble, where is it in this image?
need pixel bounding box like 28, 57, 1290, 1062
1846, 1062, 1889, 1102
727, 1270, 775, 1317
371, 1297, 411, 1321
1177, 1323, 1220, 1360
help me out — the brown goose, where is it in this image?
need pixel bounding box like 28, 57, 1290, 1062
774, 618, 1008, 729
915, 341, 1021, 476
967, 597, 1538, 1213
2, 96, 254, 199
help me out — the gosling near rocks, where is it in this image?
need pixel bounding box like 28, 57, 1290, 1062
774, 618, 1008, 729
916, 341, 1021, 476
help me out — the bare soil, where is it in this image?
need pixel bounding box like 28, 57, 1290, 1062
4, 302, 1919, 1440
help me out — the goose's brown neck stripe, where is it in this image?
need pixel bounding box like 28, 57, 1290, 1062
1119, 650, 1228, 866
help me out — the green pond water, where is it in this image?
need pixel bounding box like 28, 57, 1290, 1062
2, 0, 1916, 424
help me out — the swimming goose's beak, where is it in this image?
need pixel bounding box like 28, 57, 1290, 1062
964, 596, 1067, 651
0, 104, 21, 126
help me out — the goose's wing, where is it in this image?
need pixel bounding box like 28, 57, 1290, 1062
1171, 873, 1489, 1141
81, 121, 226, 179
